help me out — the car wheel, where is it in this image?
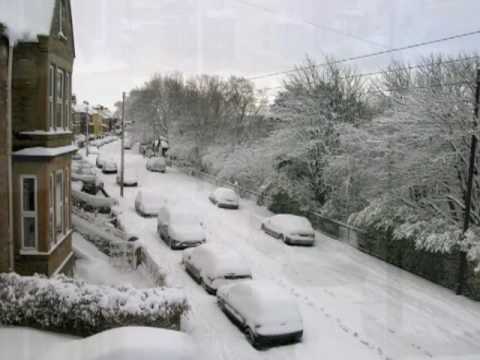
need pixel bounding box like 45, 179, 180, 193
260, 223, 265, 231
246, 328, 258, 348
168, 236, 175, 249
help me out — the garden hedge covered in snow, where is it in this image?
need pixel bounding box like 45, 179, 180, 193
0, 273, 188, 336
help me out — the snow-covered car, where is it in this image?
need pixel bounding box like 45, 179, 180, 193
135, 189, 167, 217
95, 153, 107, 168
146, 156, 167, 172
72, 166, 104, 194
87, 146, 99, 155
217, 280, 303, 348
208, 187, 240, 209
123, 138, 133, 149
102, 159, 118, 174
183, 244, 252, 294
116, 171, 138, 186
157, 206, 206, 249
261, 214, 315, 246
39, 326, 196, 360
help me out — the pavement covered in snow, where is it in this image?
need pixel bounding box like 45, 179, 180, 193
76, 141, 480, 360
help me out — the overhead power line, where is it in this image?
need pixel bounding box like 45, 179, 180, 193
248, 29, 480, 81
231, 0, 388, 49
260, 56, 479, 92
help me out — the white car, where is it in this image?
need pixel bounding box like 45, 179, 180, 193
87, 146, 99, 155
135, 189, 167, 217
146, 157, 167, 172
102, 159, 118, 174
116, 171, 138, 186
157, 206, 206, 249
124, 138, 133, 149
183, 244, 252, 294
217, 280, 303, 348
208, 187, 239, 209
38, 326, 196, 360
261, 214, 315, 246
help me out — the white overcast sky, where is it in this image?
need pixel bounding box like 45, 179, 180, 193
71, 0, 480, 108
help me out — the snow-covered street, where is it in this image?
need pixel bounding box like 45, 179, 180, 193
85, 141, 480, 360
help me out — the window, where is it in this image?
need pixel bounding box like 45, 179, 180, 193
21, 176, 37, 250
56, 68, 64, 128
65, 73, 71, 130
64, 166, 70, 230
55, 170, 64, 238
48, 65, 55, 129
49, 173, 55, 247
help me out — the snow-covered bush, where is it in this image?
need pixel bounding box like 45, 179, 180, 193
72, 189, 118, 214
0, 273, 188, 336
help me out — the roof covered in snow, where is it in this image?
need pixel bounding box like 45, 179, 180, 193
73, 102, 94, 115
0, 0, 55, 43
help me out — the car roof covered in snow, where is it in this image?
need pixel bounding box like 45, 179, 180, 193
214, 187, 237, 197
0, 0, 55, 43
137, 189, 166, 202
219, 280, 301, 324
191, 244, 251, 277
39, 326, 196, 360
268, 214, 313, 230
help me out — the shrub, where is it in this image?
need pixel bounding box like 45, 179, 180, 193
0, 273, 189, 336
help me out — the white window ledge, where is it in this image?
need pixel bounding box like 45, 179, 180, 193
13, 144, 77, 158
20, 130, 73, 136
19, 229, 72, 256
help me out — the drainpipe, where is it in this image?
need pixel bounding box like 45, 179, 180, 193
6, 42, 14, 272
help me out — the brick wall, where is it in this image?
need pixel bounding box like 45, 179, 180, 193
0, 35, 11, 272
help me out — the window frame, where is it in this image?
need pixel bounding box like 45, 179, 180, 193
65, 72, 71, 130
64, 166, 70, 231
55, 170, 64, 239
49, 173, 55, 248
20, 175, 38, 251
48, 65, 55, 129
56, 68, 64, 129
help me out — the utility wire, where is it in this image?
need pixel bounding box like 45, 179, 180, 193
248, 29, 480, 81
231, 0, 388, 49
260, 56, 479, 92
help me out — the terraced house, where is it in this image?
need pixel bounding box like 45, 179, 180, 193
0, 0, 76, 276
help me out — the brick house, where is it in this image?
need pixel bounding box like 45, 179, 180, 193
0, 0, 76, 276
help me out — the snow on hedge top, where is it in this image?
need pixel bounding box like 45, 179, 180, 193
0, 0, 55, 43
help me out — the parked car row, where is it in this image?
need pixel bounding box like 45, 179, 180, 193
111, 155, 313, 349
